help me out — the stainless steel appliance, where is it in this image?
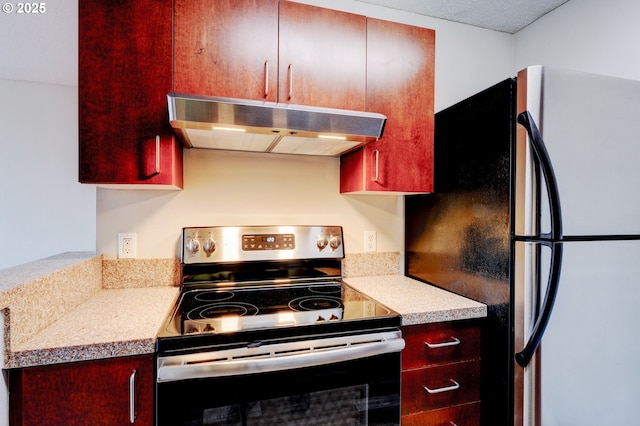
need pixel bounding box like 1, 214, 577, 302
156, 225, 404, 425
168, 94, 387, 156
405, 66, 640, 425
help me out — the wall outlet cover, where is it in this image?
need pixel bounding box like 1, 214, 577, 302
364, 231, 377, 252
117, 233, 137, 259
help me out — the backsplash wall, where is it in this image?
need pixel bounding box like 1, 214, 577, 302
96, 149, 404, 260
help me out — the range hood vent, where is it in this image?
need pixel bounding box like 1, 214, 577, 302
168, 93, 386, 156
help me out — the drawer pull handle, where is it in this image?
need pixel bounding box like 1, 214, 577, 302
424, 379, 460, 394
424, 336, 460, 349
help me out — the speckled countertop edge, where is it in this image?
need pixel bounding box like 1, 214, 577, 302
1, 253, 180, 369
343, 275, 487, 326
0, 252, 98, 293
7, 287, 179, 369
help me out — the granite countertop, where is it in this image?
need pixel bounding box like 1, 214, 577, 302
344, 275, 487, 325
0, 252, 180, 369
1, 252, 485, 369
8, 287, 179, 368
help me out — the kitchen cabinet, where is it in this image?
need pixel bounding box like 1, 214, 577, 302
401, 320, 481, 425
173, 0, 279, 102
340, 19, 435, 193
173, 0, 366, 110
278, 1, 366, 110
9, 354, 154, 426
79, 0, 183, 188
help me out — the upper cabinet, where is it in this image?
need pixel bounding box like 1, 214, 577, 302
79, 0, 433, 191
79, 0, 183, 189
278, 1, 366, 110
340, 19, 435, 194
174, 0, 279, 102
174, 0, 366, 110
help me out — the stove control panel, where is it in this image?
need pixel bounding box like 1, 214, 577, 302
182, 226, 344, 264
242, 233, 295, 251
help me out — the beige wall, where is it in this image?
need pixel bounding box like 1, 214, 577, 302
97, 150, 403, 258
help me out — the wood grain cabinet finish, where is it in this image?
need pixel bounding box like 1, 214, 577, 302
79, 0, 183, 188
278, 1, 366, 110
174, 0, 366, 110
9, 354, 154, 426
401, 321, 482, 425
174, 0, 279, 102
340, 19, 435, 193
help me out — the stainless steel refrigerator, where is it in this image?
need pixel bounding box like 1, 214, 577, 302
405, 65, 640, 426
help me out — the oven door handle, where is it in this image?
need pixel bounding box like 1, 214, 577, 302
157, 331, 405, 382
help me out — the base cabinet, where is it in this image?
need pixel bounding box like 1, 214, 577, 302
401, 321, 481, 425
9, 354, 154, 426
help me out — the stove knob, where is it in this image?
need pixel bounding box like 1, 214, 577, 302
329, 236, 342, 251
186, 238, 200, 254
203, 238, 216, 256
316, 236, 328, 251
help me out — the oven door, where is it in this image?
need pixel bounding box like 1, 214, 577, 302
156, 332, 404, 426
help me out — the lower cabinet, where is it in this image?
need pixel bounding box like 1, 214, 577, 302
9, 354, 154, 426
401, 320, 482, 425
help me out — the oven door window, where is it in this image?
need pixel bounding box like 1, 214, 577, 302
202, 384, 367, 425
156, 353, 400, 426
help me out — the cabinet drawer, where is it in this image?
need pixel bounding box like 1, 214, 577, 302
401, 360, 481, 415
402, 321, 481, 369
401, 401, 481, 426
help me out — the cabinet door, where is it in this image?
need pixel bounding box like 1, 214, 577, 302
79, 0, 183, 188
278, 1, 366, 110
340, 19, 435, 193
9, 354, 154, 426
174, 0, 279, 101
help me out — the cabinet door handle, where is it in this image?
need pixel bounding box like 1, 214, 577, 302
129, 369, 137, 423
424, 336, 460, 349
264, 60, 269, 98
288, 64, 293, 100
372, 150, 380, 182
424, 379, 460, 394
154, 135, 161, 176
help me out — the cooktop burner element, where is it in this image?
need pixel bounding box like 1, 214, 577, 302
172, 283, 347, 335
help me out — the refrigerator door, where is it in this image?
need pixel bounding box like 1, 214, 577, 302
515, 66, 640, 238
514, 239, 640, 426
534, 239, 640, 425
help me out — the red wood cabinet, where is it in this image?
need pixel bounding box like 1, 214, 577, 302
174, 0, 279, 102
278, 1, 366, 110
340, 19, 435, 193
79, 0, 183, 188
174, 1, 366, 110
9, 354, 154, 426
401, 321, 482, 425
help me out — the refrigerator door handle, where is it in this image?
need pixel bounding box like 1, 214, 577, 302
515, 242, 563, 368
517, 111, 563, 240
515, 110, 565, 368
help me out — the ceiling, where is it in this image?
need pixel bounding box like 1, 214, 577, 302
353, 0, 570, 33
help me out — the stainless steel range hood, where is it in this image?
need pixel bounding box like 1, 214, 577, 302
168, 93, 387, 156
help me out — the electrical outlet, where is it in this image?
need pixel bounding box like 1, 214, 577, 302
364, 301, 376, 317
118, 233, 137, 259
364, 231, 377, 252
